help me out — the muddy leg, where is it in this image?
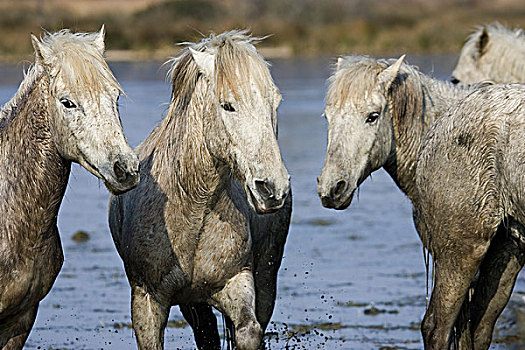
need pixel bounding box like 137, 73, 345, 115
252, 195, 291, 332
210, 269, 263, 350
2, 305, 38, 350
422, 238, 490, 349
252, 253, 282, 350
3, 333, 30, 350
454, 295, 474, 350
179, 303, 220, 350
253, 240, 285, 333
131, 284, 170, 350
469, 221, 525, 349
253, 272, 277, 335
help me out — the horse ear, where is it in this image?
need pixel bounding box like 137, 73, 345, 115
31, 34, 52, 66
377, 55, 405, 91
190, 47, 215, 77
476, 27, 489, 58
93, 25, 105, 54
336, 57, 344, 71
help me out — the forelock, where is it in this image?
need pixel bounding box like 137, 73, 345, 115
212, 30, 275, 100
39, 30, 122, 97
165, 29, 278, 116
327, 56, 388, 109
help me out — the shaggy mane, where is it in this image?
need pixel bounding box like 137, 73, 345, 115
165, 29, 275, 115
1, 29, 121, 128
327, 56, 466, 129
465, 22, 525, 51
326, 55, 428, 134
327, 56, 389, 109
39, 29, 122, 97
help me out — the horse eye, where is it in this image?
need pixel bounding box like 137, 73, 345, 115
451, 77, 460, 85
366, 112, 380, 124
60, 98, 77, 109
221, 102, 235, 112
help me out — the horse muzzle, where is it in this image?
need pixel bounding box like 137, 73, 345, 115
247, 178, 289, 214
103, 153, 140, 195
317, 177, 355, 210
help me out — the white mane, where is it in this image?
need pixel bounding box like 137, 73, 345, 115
465, 23, 525, 51
327, 55, 463, 109
38, 29, 122, 96
1, 29, 122, 128
166, 29, 275, 111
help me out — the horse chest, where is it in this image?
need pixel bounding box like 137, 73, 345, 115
192, 214, 251, 284
0, 229, 63, 318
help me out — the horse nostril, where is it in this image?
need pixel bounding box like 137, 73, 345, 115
113, 161, 128, 183
254, 179, 275, 200
331, 180, 347, 198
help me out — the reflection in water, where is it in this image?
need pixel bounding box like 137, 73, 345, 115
0, 57, 522, 349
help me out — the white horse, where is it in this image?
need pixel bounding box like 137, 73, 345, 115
109, 30, 291, 350
415, 83, 525, 349
452, 23, 525, 84
316, 55, 498, 349
0, 28, 139, 349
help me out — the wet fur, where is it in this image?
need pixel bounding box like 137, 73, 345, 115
321, 55, 471, 203
415, 84, 525, 349
109, 30, 291, 350
453, 23, 525, 84
0, 29, 136, 349
318, 56, 496, 350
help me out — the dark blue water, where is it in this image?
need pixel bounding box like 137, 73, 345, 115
0, 56, 522, 349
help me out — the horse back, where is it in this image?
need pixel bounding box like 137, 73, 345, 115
416, 84, 525, 245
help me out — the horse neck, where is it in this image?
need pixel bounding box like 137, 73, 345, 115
0, 75, 71, 244
141, 81, 223, 215
384, 71, 468, 201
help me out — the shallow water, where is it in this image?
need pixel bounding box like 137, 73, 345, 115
1, 56, 523, 349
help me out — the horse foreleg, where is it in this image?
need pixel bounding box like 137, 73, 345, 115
454, 296, 474, 350
253, 195, 291, 332
210, 269, 263, 350
422, 234, 490, 349
179, 303, 220, 350
253, 234, 286, 332
131, 284, 170, 350
2, 305, 38, 350
253, 269, 278, 333
469, 220, 525, 349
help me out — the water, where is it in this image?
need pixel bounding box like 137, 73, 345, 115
1, 56, 523, 349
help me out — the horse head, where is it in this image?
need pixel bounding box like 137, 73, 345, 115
189, 31, 289, 214
32, 27, 139, 194
317, 55, 404, 209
